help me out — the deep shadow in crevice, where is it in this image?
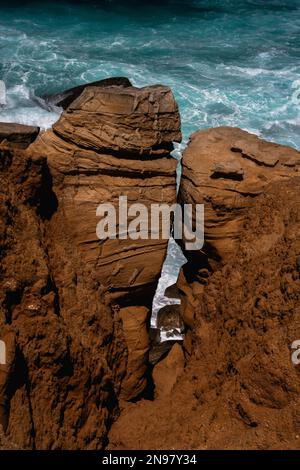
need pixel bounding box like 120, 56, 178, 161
211, 170, 243, 181
4, 287, 23, 325
130, 365, 156, 403
34, 161, 58, 220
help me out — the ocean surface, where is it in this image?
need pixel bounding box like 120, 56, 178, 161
1, 0, 299, 332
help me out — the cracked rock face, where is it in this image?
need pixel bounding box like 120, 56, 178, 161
0, 83, 181, 449
179, 126, 300, 267
34, 84, 181, 301
42, 76, 132, 110
53, 85, 181, 155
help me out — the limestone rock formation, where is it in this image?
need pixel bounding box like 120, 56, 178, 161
0, 83, 181, 449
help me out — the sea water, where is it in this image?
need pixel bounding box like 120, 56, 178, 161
0, 0, 299, 332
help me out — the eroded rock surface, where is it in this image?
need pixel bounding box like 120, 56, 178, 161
0, 83, 181, 449
152, 343, 185, 398
109, 130, 300, 451
34, 84, 181, 301
52, 85, 181, 155
118, 307, 150, 401
109, 177, 300, 450
179, 127, 300, 268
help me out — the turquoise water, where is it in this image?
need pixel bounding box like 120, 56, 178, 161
0, 0, 300, 147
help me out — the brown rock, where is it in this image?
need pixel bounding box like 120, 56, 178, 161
108, 176, 300, 451
52, 85, 181, 155
149, 340, 175, 366
0, 122, 39, 148
42, 77, 132, 110
152, 343, 185, 398
33, 84, 180, 302
108, 130, 300, 451
179, 126, 300, 266
156, 304, 184, 332
0, 425, 19, 450
119, 307, 150, 401
164, 283, 180, 300
0, 83, 180, 449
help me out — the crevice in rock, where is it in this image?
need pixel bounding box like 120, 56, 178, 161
210, 170, 243, 181
34, 160, 58, 220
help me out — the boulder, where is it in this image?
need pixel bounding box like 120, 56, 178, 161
164, 283, 180, 300
53, 84, 181, 155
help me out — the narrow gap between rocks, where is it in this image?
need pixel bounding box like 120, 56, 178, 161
149, 142, 187, 366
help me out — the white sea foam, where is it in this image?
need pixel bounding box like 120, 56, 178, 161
0, 106, 59, 129
151, 238, 186, 333
0, 80, 6, 106
0, 82, 60, 129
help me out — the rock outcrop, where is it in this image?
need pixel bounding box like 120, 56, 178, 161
3, 93, 300, 451
34, 84, 181, 300
0, 83, 181, 449
109, 129, 300, 450
179, 127, 300, 269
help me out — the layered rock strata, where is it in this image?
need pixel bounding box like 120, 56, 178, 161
42, 76, 132, 110
0, 83, 181, 449
179, 127, 300, 269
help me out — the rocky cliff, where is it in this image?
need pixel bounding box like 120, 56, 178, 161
1, 90, 300, 450
109, 128, 300, 450
0, 82, 181, 449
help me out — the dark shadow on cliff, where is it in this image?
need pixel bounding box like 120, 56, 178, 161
35, 161, 58, 220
